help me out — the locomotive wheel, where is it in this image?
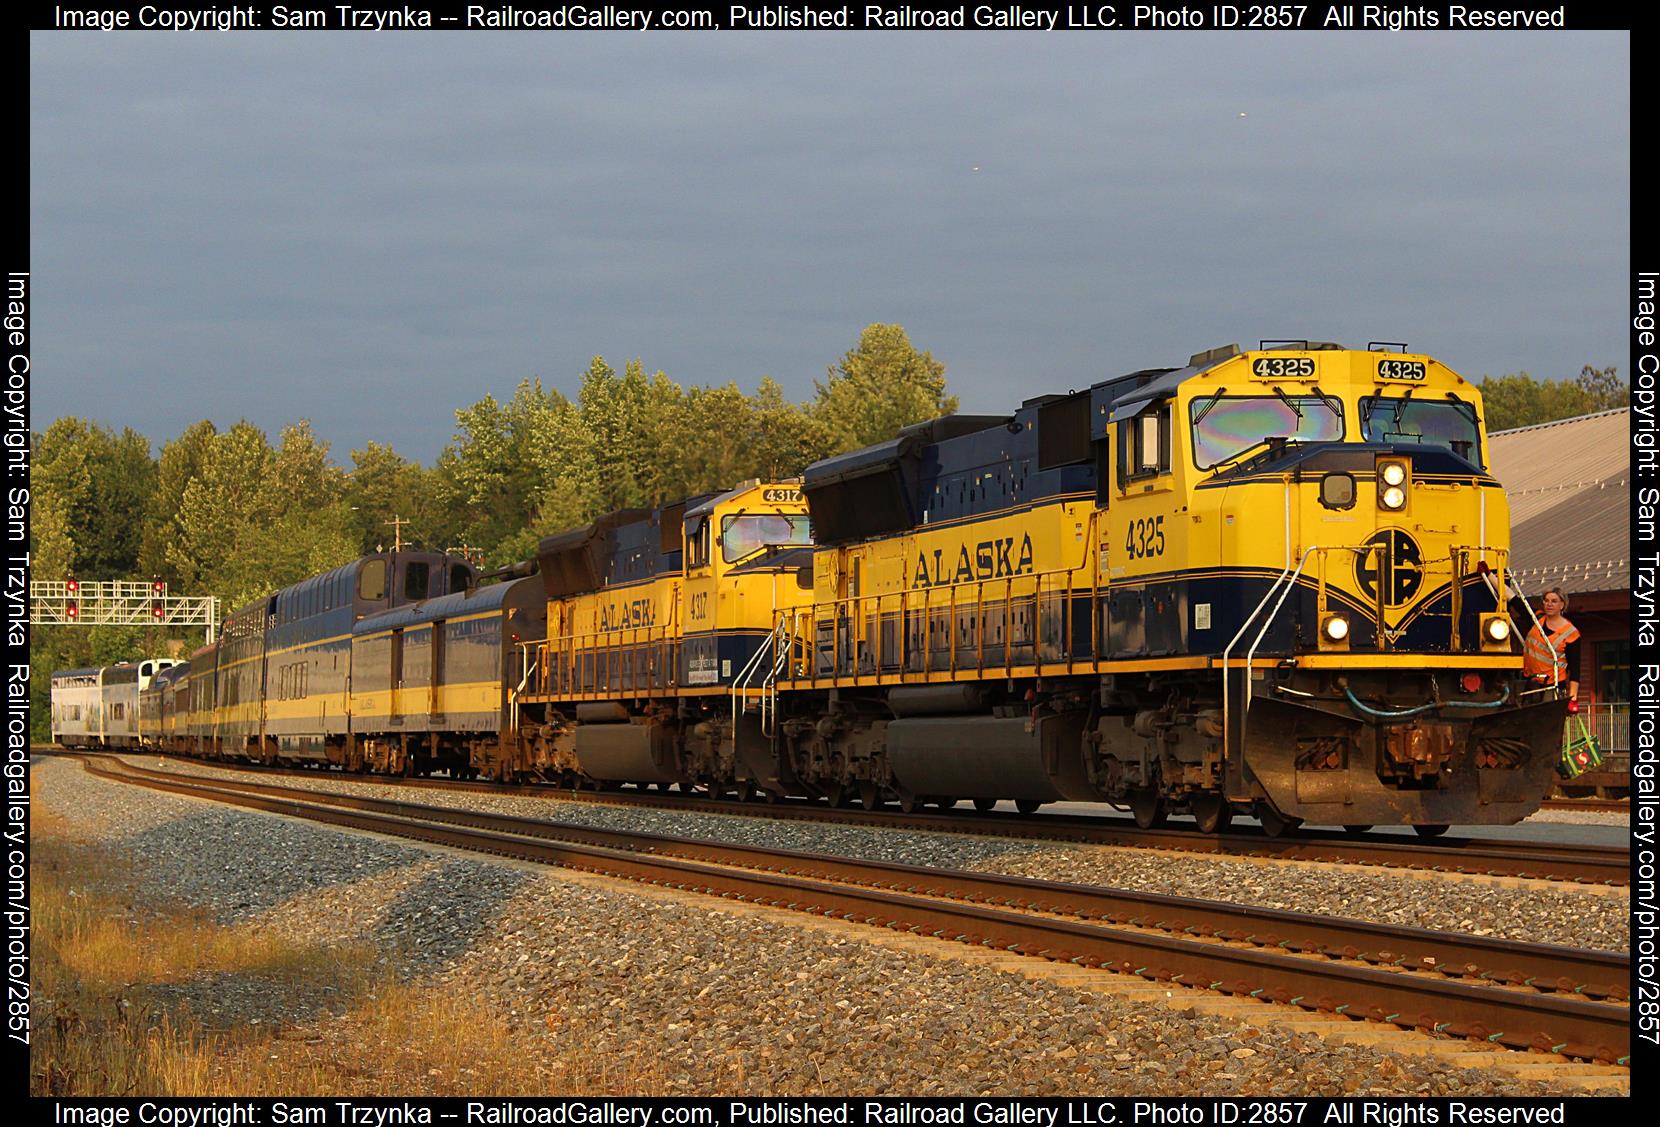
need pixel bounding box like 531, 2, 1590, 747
733, 780, 757, 803
1256, 803, 1302, 838
898, 791, 919, 814
973, 797, 998, 812
1342, 824, 1373, 835
1189, 793, 1232, 835
1015, 798, 1045, 816
704, 779, 728, 799
1129, 789, 1166, 830
936, 797, 958, 810
1413, 823, 1450, 838
821, 780, 847, 807
859, 780, 881, 810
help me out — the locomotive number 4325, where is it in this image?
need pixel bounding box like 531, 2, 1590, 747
1125, 516, 1166, 560
1377, 359, 1426, 381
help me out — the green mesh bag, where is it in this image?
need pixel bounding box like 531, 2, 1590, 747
1558, 714, 1603, 780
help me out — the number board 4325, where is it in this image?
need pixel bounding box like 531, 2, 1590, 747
1250, 357, 1315, 379
1376, 359, 1426, 382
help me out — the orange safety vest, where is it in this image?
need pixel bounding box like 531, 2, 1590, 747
1522, 619, 1579, 683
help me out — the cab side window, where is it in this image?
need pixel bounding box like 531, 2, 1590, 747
1119, 405, 1172, 487
358, 560, 387, 601
686, 518, 711, 569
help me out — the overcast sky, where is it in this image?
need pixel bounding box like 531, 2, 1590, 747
31, 30, 1629, 465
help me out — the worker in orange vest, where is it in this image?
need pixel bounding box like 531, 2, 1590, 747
1522, 587, 1580, 712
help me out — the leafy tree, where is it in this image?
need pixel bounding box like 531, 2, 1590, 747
1575, 365, 1624, 412
440, 377, 597, 563
29, 487, 76, 580
271, 421, 347, 514
745, 376, 832, 481
166, 421, 356, 608
347, 441, 450, 555
1478, 366, 1623, 431
812, 324, 958, 451
32, 418, 155, 578
139, 419, 218, 584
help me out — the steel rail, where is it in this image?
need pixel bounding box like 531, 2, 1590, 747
93, 756, 1630, 999
98, 749, 1630, 887
75, 755, 1630, 1065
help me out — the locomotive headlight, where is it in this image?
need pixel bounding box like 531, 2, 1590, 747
1485, 617, 1510, 642
1379, 462, 1406, 487
1480, 614, 1512, 650
1380, 485, 1406, 510
1323, 614, 1350, 641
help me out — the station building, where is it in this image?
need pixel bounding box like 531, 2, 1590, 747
1486, 407, 1630, 756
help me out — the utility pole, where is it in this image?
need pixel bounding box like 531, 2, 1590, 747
384, 515, 410, 553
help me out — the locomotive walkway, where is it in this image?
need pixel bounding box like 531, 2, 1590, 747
71, 753, 1631, 1074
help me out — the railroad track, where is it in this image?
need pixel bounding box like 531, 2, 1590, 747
71, 753, 1631, 1069
1541, 797, 1630, 815
82, 750, 1631, 887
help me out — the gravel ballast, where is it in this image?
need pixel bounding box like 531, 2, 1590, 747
32, 756, 1624, 1096
109, 755, 1630, 952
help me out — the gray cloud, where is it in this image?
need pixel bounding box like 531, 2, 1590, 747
31, 30, 1629, 462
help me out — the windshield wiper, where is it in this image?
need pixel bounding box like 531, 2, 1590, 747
1310, 384, 1343, 418
1191, 386, 1228, 426
1270, 385, 1303, 420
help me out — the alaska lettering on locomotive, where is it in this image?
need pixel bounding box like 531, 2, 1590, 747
598, 597, 657, 632
911, 534, 1035, 589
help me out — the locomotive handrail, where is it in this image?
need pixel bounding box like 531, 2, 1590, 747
731, 616, 785, 736
1221, 542, 1377, 773
1449, 544, 1510, 652
510, 644, 539, 734
1477, 563, 1559, 684
785, 559, 1091, 689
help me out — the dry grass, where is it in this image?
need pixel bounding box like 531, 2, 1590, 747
30, 805, 666, 1096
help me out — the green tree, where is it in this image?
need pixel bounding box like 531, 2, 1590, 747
32, 418, 156, 578
347, 441, 450, 554
1575, 364, 1624, 413
166, 421, 356, 608
744, 375, 832, 481
1478, 366, 1623, 432
812, 324, 958, 451
139, 420, 218, 584
441, 378, 589, 562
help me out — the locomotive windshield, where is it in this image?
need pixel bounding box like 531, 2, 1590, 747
1190, 395, 1343, 470
720, 513, 813, 563
1360, 397, 1483, 466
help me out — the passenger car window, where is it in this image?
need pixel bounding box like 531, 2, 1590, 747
406, 562, 430, 601
358, 560, 387, 601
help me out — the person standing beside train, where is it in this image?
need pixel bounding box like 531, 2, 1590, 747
1523, 587, 1580, 712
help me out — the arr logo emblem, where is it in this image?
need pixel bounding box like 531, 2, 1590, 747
1355, 529, 1423, 606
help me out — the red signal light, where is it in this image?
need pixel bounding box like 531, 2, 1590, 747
152, 599, 165, 620
66, 577, 79, 594
152, 577, 167, 596
66, 600, 79, 620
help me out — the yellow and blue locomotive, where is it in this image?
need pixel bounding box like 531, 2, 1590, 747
769, 341, 1563, 832
513, 480, 815, 796
94, 340, 1565, 835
